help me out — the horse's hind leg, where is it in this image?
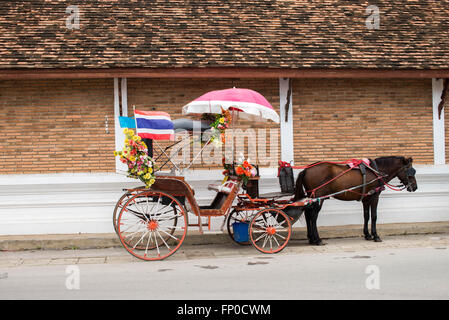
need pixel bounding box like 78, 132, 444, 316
307, 202, 324, 246
362, 199, 373, 240
304, 209, 313, 243
370, 194, 382, 242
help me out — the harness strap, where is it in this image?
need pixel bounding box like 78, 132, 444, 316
359, 163, 367, 201
279, 158, 405, 199
278, 159, 364, 176
369, 158, 386, 194
307, 165, 355, 198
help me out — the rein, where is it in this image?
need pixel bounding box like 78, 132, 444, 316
278, 159, 366, 173
379, 163, 415, 191
280, 159, 414, 200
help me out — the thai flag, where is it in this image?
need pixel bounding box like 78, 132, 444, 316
134, 110, 174, 141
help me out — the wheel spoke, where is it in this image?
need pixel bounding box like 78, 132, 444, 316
121, 220, 145, 234
262, 233, 269, 248
273, 232, 287, 240
123, 222, 147, 240
253, 221, 267, 229
260, 214, 269, 227
254, 232, 268, 243
277, 219, 287, 227
144, 230, 152, 257
133, 230, 150, 249
157, 230, 172, 251
272, 235, 281, 247
158, 228, 180, 242
153, 231, 160, 257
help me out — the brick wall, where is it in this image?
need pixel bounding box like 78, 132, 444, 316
0, 77, 436, 175
0, 79, 115, 174
0, 78, 280, 174
292, 79, 433, 165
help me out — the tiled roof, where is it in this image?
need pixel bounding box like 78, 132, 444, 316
0, 0, 448, 70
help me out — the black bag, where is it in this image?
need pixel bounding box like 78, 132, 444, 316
278, 165, 295, 194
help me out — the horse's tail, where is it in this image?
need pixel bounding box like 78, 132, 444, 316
293, 169, 307, 201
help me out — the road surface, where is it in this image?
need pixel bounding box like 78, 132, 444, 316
0, 234, 448, 300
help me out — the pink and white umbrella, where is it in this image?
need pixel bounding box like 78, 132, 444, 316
182, 88, 279, 123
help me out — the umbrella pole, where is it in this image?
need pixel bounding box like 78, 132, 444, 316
230, 109, 235, 165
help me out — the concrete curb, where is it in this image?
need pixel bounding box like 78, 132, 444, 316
0, 221, 448, 251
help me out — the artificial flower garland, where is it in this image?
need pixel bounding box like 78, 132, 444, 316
203, 108, 232, 146
114, 128, 156, 188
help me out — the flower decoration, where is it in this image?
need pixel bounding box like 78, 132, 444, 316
234, 154, 258, 185
114, 128, 156, 188
203, 108, 232, 146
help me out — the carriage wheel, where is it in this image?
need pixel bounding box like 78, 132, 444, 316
249, 208, 291, 254
114, 188, 178, 251
112, 187, 146, 234
116, 190, 188, 261
113, 189, 152, 250
226, 209, 257, 245
113, 191, 135, 234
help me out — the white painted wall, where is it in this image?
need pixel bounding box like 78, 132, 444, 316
432, 78, 445, 165
279, 78, 294, 164
0, 166, 448, 236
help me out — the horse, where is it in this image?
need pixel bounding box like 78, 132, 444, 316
293, 156, 418, 245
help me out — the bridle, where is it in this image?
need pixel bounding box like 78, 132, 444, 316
381, 163, 416, 191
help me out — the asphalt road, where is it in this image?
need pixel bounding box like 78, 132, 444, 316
0, 234, 448, 300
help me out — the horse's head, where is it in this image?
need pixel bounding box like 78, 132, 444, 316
396, 157, 418, 192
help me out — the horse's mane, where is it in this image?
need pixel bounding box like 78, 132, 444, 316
374, 156, 406, 167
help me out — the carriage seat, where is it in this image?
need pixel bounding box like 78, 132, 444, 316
200, 181, 239, 215
173, 118, 211, 132
207, 181, 236, 194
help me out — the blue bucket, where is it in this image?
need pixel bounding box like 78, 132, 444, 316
233, 222, 249, 243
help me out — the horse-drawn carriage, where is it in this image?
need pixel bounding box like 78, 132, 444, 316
112, 88, 418, 261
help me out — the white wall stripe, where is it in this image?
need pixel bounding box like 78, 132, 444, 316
121, 77, 128, 117
432, 78, 445, 165
279, 78, 295, 164
114, 78, 127, 172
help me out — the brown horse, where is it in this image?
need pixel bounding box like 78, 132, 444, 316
293, 156, 418, 245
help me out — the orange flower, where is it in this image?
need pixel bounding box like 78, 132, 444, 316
235, 166, 244, 175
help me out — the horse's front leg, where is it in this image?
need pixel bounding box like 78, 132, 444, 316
362, 199, 373, 240
370, 194, 382, 242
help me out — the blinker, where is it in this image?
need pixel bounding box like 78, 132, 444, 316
406, 167, 416, 176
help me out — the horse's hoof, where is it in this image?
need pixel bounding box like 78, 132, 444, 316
373, 237, 382, 242
311, 239, 326, 246
364, 235, 373, 240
